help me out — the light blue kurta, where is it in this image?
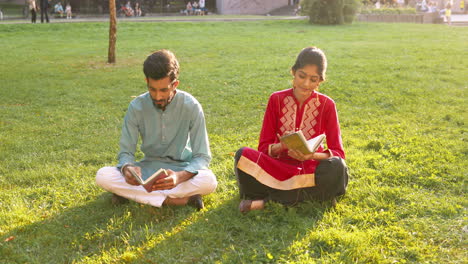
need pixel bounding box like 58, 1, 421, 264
117, 90, 211, 180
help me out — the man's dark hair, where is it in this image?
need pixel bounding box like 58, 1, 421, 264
291, 47, 327, 81
143, 49, 180, 82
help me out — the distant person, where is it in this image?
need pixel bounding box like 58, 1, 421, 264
294, 4, 301, 15
421, 0, 429, 11
416, 0, 423, 11
434, 1, 439, 12
65, 3, 72, 19
39, 0, 50, 23
96, 50, 217, 210
426, 1, 432, 12
445, 1, 452, 25
185, 1, 193, 15
54, 2, 64, 17
125, 1, 134, 14
192, 1, 200, 15
375, 0, 381, 9
122, 1, 134, 16
0, 8, 3, 21
234, 47, 348, 213
199, 0, 206, 15
135, 2, 142, 16
29, 0, 37, 23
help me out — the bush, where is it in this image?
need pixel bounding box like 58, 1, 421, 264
360, 7, 417, 14
301, 0, 361, 25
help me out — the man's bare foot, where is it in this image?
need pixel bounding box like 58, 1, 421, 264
111, 194, 129, 205
187, 194, 204, 210
164, 195, 204, 210
164, 197, 189, 206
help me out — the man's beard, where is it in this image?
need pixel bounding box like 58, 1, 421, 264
152, 94, 174, 110
153, 99, 168, 109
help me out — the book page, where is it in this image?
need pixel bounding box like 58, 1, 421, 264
306, 134, 325, 153
127, 166, 144, 185
281, 132, 311, 154
143, 169, 167, 184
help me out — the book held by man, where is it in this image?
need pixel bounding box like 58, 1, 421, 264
280, 131, 326, 154
127, 167, 168, 193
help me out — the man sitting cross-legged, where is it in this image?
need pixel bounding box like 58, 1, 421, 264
96, 49, 217, 210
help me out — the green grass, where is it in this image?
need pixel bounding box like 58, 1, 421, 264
0, 20, 467, 263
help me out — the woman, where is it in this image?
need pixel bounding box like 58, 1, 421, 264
445, 1, 452, 25
65, 3, 72, 19
135, 2, 142, 17
186, 1, 193, 15
234, 47, 348, 213
29, 0, 37, 23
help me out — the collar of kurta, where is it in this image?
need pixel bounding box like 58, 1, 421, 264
288, 88, 319, 106
151, 90, 178, 111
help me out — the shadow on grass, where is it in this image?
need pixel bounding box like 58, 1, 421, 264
133, 198, 332, 263
2, 193, 332, 263
1, 192, 194, 263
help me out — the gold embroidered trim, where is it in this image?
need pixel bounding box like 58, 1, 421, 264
237, 156, 315, 190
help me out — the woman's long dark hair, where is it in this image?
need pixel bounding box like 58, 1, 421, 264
291, 47, 327, 81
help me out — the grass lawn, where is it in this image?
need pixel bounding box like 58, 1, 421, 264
0, 20, 467, 263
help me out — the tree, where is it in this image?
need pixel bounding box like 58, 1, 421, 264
301, 0, 361, 25
108, 0, 117, 63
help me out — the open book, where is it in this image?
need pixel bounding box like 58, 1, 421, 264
127, 167, 168, 193
280, 131, 326, 154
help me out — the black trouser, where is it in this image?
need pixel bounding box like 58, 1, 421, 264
234, 147, 349, 206
31, 9, 36, 23
40, 4, 49, 23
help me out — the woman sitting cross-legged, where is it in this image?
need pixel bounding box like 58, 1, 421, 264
234, 47, 349, 213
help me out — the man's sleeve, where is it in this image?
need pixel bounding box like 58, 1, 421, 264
117, 103, 140, 169
185, 102, 211, 173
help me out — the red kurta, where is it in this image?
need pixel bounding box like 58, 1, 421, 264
237, 88, 345, 190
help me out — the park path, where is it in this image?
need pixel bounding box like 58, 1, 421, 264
1, 14, 467, 25
0, 14, 307, 24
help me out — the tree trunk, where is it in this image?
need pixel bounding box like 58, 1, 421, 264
108, 0, 117, 64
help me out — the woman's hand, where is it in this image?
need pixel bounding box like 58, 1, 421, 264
288, 150, 331, 161
269, 133, 291, 157
288, 149, 314, 161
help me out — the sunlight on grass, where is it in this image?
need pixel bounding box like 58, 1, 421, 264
0, 20, 467, 263
80, 210, 203, 263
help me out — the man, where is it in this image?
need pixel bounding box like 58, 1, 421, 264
199, 0, 205, 15
54, 2, 64, 17
96, 50, 217, 210
39, 0, 49, 23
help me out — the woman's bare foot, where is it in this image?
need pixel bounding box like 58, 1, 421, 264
239, 199, 265, 213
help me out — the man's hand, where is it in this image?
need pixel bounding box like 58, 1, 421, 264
122, 166, 141, 186
151, 169, 195, 191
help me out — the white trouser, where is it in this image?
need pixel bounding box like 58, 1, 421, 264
96, 167, 217, 207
